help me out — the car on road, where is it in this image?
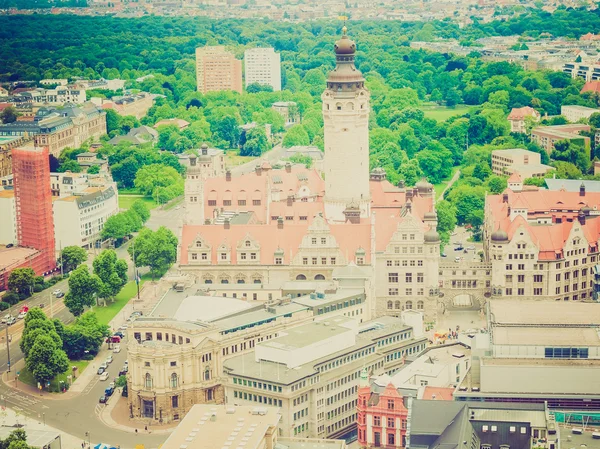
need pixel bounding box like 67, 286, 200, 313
441, 253, 447, 257
52, 289, 62, 296
105, 355, 113, 364
100, 372, 109, 381
113, 345, 121, 353
5, 317, 16, 325
55, 291, 64, 298
1, 314, 12, 324
99, 362, 108, 370
454, 256, 461, 262
99, 395, 107, 404
105, 387, 114, 396
109, 381, 115, 389
97, 367, 105, 375
17, 312, 26, 320
114, 331, 124, 338
454, 246, 464, 251
118, 365, 128, 376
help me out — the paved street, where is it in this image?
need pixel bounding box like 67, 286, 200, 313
230, 143, 285, 176
443, 226, 483, 263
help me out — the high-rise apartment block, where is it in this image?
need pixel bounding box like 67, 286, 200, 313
12, 145, 55, 273
244, 48, 281, 91
195, 46, 242, 94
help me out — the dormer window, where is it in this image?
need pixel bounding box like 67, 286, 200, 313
245, 241, 251, 247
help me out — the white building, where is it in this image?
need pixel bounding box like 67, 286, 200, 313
322, 29, 371, 221
244, 48, 282, 92
53, 184, 118, 249
561, 104, 600, 122
490, 148, 554, 179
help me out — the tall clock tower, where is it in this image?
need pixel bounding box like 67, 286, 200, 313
322, 27, 371, 222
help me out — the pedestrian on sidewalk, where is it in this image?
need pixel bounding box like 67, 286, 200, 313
144, 425, 148, 432
135, 429, 138, 435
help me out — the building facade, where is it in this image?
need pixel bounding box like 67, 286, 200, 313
12, 145, 55, 274
98, 93, 153, 120
507, 106, 540, 133
561, 105, 600, 122
531, 124, 591, 154
195, 46, 243, 94
244, 47, 282, 91
491, 149, 554, 179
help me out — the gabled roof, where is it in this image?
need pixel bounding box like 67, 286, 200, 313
507, 106, 538, 120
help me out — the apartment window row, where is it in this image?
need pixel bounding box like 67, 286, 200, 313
316, 297, 363, 315
317, 347, 376, 374
293, 393, 308, 406
302, 257, 337, 265
544, 347, 589, 359
326, 385, 357, 405
134, 332, 190, 345
223, 334, 276, 356
293, 408, 308, 422
385, 343, 426, 363
386, 299, 425, 310
232, 390, 283, 407
386, 260, 424, 267
377, 332, 412, 347
392, 246, 424, 255
326, 370, 361, 392
326, 399, 357, 420
233, 377, 282, 392
388, 272, 425, 283
326, 413, 356, 436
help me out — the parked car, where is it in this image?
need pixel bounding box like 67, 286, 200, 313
99, 395, 107, 404
6, 243, 13, 248
118, 369, 127, 377
99, 362, 108, 370
100, 372, 109, 381
1, 314, 12, 324
113, 345, 121, 353
441, 253, 447, 258
17, 312, 26, 320
454, 256, 461, 262
52, 289, 62, 296
6, 317, 16, 326
114, 331, 124, 338
105, 387, 114, 396
109, 381, 115, 389
55, 291, 64, 298
97, 367, 105, 375
105, 355, 113, 364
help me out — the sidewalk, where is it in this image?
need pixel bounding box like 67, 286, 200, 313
0, 406, 84, 449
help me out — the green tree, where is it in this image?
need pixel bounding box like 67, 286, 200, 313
8, 268, 35, 295
93, 250, 128, 302
246, 83, 273, 93
64, 265, 101, 316
87, 165, 100, 174
20, 315, 62, 358
430, 89, 443, 104
62, 312, 109, 359
486, 175, 507, 194
130, 199, 150, 223
25, 335, 69, 386
282, 124, 310, 148
0, 106, 18, 124
134, 164, 183, 197
101, 212, 133, 242
212, 115, 241, 148
241, 126, 268, 157
57, 160, 81, 173
59, 246, 88, 273
128, 226, 177, 279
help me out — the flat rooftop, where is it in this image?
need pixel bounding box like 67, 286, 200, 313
491, 148, 534, 156
558, 426, 600, 449
261, 316, 355, 351
173, 295, 253, 322
293, 288, 364, 309
0, 247, 39, 270
160, 405, 280, 449
562, 105, 600, 112
212, 302, 309, 334
490, 300, 600, 326
493, 327, 600, 346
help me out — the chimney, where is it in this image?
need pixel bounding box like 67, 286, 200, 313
201, 143, 208, 156
255, 165, 262, 176
405, 201, 412, 213
277, 217, 284, 229
226, 170, 231, 182
502, 193, 508, 203
287, 195, 294, 207
397, 180, 405, 190
406, 190, 413, 201
580, 183, 586, 197
578, 210, 586, 226
224, 218, 230, 230
285, 162, 292, 173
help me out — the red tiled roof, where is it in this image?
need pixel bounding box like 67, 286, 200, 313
581, 81, 600, 94
422, 386, 455, 401
507, 106, 538, 121
507, 172, 522, 183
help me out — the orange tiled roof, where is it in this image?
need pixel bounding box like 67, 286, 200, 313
507, 106, 537, 121
581, 81, 600, 94
422, 386, 455, 401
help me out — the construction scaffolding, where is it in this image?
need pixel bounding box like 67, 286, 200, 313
12, 145, 56, 274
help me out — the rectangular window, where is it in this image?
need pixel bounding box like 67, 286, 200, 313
388, 273, 398, 283
406, 273, 412, 283
388, 288, 398, 296
417, 273, 423, 283
387, 417, 395, 427
373, 416, 381, 426
238, 200, 246, 206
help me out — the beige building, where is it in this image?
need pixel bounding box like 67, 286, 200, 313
244, 47, 281, 91
491, 148, 554, 179
96, 93, 154, 120
224, 315, 427, 440
0, 136, 29, 178
196, 46, 243, 94
506, 106, 540, 133
561, 105, 600, 122
161, 404, 347, 449
126, 284, 372, 423
272, 101, 300, 127
531, 124, 591, 154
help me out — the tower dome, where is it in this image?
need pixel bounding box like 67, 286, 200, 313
334, 27, 356, 55
415, 178, 433, 193
424, 229, 440, 243
326, 27, 365, 91
491, 229, 509, 243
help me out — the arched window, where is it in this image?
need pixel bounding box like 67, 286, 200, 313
145, 373, 152, 389
296, 274, 307, 281
314, 274, 325, 280
170, 373, 178, 388
394, 301, 401, 310
237, 279, 245, 284
406, 300, 413, 310
204, 369, 211, 381
417, 300, 424, 310
387, 301, 393, 310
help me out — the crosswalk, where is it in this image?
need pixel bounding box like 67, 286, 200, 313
1, 390, 42, 414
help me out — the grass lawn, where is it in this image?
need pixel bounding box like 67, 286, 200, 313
18, 359, 90, 392
92, 273, 151, 326
118, 187, 143, 195
433, 166, 460, 200
419, 104, 471, 122
118, 195, 158, 211
225, 150, 254, 167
